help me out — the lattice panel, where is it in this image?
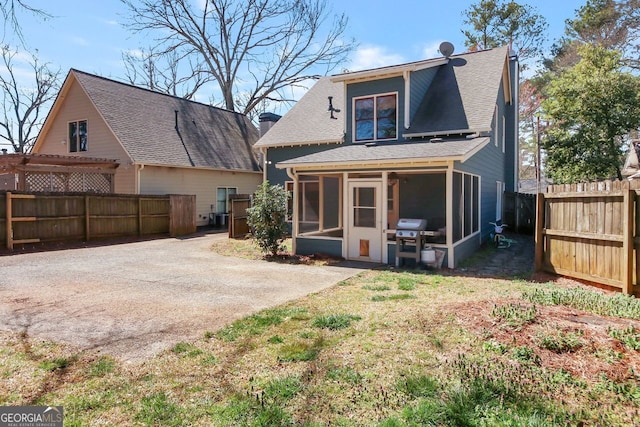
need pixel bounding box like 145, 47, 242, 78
84, 173, 112, 193
24, 171, 113, 193
25, 172, 66, 192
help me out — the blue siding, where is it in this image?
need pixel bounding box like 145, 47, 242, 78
296, 237, 342, 258
265, 144, 341, 186
346, 77, 405, 144
504, 58, 519, 192
409, 68, 438, 123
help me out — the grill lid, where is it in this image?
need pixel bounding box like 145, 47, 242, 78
396, 218, 427, 231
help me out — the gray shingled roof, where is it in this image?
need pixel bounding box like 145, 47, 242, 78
277, 137, 489, 168
253, 77, 344, 148
72, 70, 260, 171
407, 46, 509, 135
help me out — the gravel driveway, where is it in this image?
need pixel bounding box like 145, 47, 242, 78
0, 234, 367, 362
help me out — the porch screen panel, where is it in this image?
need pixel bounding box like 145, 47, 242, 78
472, 176, 479, 232
453, 172, 462, 241
464, 174, 472, 236
322, 176, 341, 229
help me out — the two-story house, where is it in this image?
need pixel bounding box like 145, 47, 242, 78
254, 45, 518, 268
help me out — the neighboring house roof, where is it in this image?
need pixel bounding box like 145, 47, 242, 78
277, 137, 490, 170
622, 139, 640, 177
406, 46, 510, 137
253, 77, 344, 149
37, 70, 261, 172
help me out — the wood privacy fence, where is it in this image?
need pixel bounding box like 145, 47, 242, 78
535, 180, 640, 295
504, 192, 536, 234
1, 191, 196, 250
229, 194, 251, 239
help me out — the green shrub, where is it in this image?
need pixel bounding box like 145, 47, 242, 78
246, 181, 289, 256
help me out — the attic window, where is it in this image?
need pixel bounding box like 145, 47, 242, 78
354, 93, 397, 142
69, 120, 88, 152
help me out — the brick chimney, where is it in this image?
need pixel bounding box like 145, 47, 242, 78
259, 112, 281, 137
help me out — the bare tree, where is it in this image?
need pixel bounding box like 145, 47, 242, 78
121, 0, 353, 115
1, 0, 51, 44
122, 46, 212, 99
0, 46, 61, 153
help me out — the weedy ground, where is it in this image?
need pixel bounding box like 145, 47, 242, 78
1, 238, 640, 426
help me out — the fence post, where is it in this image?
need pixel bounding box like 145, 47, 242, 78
85, 195, 90, 241
623, 183, 635, 295
534, 192, 545, 271
6, 191, 12, 250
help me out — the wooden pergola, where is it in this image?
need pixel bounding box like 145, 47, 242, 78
0, 153, 119, 193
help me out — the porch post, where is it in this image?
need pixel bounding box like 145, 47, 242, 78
446, 165, 454, 268
382, 172, 389, 264
290, 168, 298, 255
342, 172, 348, 259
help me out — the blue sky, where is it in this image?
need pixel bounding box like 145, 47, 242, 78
8, 0, 587, 77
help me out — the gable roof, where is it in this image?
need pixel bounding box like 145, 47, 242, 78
255, 47, 511, 150
253, 77, 344, 149
37, 70, 260, 172
405, 46, 510, 137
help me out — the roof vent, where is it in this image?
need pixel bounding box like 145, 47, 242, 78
438, 41, 454, 58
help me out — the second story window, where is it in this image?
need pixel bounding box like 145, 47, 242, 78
354, 93, 397, 142
69, 120, 88, 152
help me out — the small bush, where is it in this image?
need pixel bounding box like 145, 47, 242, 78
246, 181, 289, 256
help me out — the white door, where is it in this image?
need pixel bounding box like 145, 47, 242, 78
348, 181, 382, 262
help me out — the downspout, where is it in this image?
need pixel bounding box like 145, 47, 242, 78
258, 147, 268, 182
403, 70, 411, 129
137, 163, 145, 194
286, 167, 298, 254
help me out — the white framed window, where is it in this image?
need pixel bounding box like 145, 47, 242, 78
496, 181, 505, 221
353, 92, 397, 142
502, 116, 506, 153
285, 181, 294, 222
68, 120, 88, 152
216, 187, 237, 213
494, 105, 498, 147
453, 171, 480, 242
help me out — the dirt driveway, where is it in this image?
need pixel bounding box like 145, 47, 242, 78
0, 234, 367, 363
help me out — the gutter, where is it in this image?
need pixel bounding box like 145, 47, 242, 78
403, 128, 492, 139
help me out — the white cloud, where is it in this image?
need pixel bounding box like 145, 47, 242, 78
422, 41, 447, 59
104, 20, 118, 26
70, 36, 89, 47
345, 45, 405, 72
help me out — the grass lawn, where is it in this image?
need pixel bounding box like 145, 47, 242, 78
2, 240, 640, 425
